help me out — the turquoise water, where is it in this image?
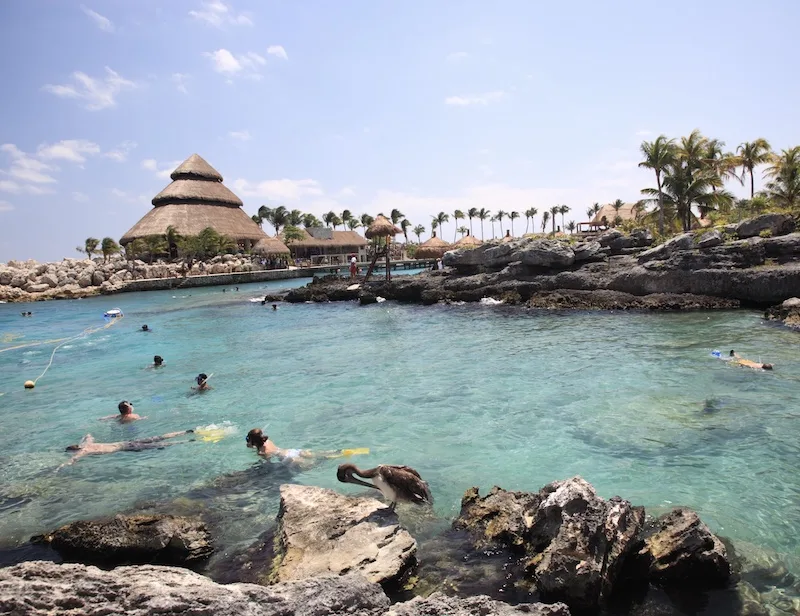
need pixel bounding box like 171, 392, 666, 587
1, 278, 799, 578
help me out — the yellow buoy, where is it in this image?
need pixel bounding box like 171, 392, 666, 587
24, 380, 35, 389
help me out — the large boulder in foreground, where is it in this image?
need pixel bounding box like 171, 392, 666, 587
624, 508, 731, 586
274, 484, 417, 587
455, 477, 644, 611
386, 592, 570, 615
31, 514, 212, 567
736, 213, 795, 239
0, 561, 389, 616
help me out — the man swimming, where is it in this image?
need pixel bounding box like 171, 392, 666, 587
59, 430, 193, 469
192, 373, 212, 391
153, 355, 164, 367
100, 400, 145, 423
729, 350, 773, 370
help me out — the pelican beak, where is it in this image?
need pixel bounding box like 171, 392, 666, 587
336, 467, 379, 490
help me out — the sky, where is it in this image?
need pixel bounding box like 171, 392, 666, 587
1, 0, 799, 261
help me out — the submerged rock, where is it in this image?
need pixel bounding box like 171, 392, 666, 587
274, 485, 417, 587
0, 561, 389, 616
31, 514, 213, 567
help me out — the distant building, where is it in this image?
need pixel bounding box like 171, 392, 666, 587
120, 154, 267, 250
285, 227, 368, 265
578, 203, 640, 233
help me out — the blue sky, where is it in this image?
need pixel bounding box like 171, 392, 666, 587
1, 0, 799, 261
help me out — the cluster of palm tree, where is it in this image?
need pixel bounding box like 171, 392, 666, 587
639, 131, 800, 234
119, 226, 236, 263
77, 237, 121, 262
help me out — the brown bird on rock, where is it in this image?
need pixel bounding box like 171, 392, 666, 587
336, 464, 433, 511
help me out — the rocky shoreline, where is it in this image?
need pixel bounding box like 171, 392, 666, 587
3, 477, 798, 615
280, 214, 800, 318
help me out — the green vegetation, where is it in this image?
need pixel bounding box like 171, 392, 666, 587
100, 237, 120, 262
76, 237, 100, 259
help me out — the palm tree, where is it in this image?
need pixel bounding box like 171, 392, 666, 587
434, 212, 450, 239
283, 225, 306, 244
737, 138, 773, 198
453, 209, 465, 242
558, 205, 570, 231
639, 135, 677, 235
341, 209, 353, 230
323, 211, 336, 228
704, 139, 740, 192
330, 214, 343, 230
258, 205, 272, 223
586, 207, 594, 220
477, 208, 490, 240
541, 211, 550, 234
400, 219, 412, 243
413, 224, 425, 243
549, 205, 559, 234
489, 216, 497, 238
610, 200, 624, 227
467, 207, 478, 236
165, 225, 181, 259
251, 214, 263, 228
495, 210, 506, 237
268, 206, 288, 235
524, 207, 537, 234
142, 234, 166, 264
303, 213, 322, 228
592, 202, 602, 217
286, 209, 303, 226
566, 221, 576, 234
347, 218, 360, 231
125, 239, 144, 261
765, 146, 800, 211
390, 209, 404, 225
78, 237, 100, 259
100, 237, 120, 262
360, 213, 374, 228
430, 219, 439, 238
457, 226, 469, 237
509, 211, 520, 237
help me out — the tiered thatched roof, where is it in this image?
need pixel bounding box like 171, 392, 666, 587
365, 215, 402, 239
454, 233, 482, 248
415, 233, 451, 259
253, 236, 290, 256
120, 154, 266, 246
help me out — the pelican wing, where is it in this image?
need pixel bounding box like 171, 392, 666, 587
380, 465, 433, 505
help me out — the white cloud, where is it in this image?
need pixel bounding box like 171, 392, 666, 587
445, 91, 506, 106
111, 188, 150, 205
72, 191, 89, 202
37, 139, 101, 163
43, 67, 136, 110
0, 200, 14, 212
141, 158, 182, 180
229, 130, 252, 141
0, 143, 57, 184
337, 186, 356, 198
190, 1, 252, 27
267, 45, 288, 60
172, 73, 190, 94
104, 141, 137, 162
80, 5, 114, 32
446, 51, 468, 62
0, 180, 20, 193
232, 178, 324, 200
204, 49, 266, 79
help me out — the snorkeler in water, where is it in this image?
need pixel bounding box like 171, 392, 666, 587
192, 373, 213, 391
58, 430, 193, 469
99, 401, 146, 423
729, 350, 773, 370
245, 428, 314, 465
153, 355, 164, 367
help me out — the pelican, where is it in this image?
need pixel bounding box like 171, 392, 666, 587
336, 464, 433, 511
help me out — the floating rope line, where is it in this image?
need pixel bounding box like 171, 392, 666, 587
21, 314, 124, 389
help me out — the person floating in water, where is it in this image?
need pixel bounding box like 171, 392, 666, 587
59, 430, 193, 469
100, 401, 146, 423
153, 355, 164, 367
246, 428, 316, 466
192, 373, 212, 391
729, 350, 773, 370
141, 324, 150, 332
272, 304, 278, 311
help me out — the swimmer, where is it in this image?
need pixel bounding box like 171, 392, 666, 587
141, 324, 150, 332
192, 373, 212, 391
272, 304, 278, 311
245, 428, 315, 465
729, 350, 774, 370
100, 401, 146, 423
58, 430, 193, 469
153, 355, 164, 367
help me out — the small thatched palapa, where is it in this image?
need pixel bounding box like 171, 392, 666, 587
120, 154, 266, 247
591, 203, 637, 225
454, 233, 482, 247
415, 233, 452, 259
253, 236, 290, 256
365, 215, 402, 239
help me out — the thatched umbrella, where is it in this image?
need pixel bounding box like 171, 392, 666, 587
253, 236, 290, 256
454, 232, 482, 248
365, 215, 401, 239
364, 215, 401, 281
415, 233, 452, 259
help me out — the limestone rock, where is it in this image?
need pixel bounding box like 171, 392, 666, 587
637, 233, 694, 263
76, 272, 94, 288
597, 229, 623, 247
33, 514, 213, 566
698, 229, 723, 249
0, 561, 389, 616
386, 592, 571, 615
736, 213, 795, 239
359, 291, 378, 305
275, 484, 417, 586
518, 240, 575, 268
625, 508, 730, 586
25, 283, 51, 294
38, 273, 58, 288
10, 274, 27, 288
0, 269, 13, 285
572, 241, 604, 262
91, 270, 105, 286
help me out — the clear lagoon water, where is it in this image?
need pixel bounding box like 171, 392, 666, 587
1, 276, 799, 580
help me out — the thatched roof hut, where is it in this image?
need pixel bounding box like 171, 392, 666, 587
365, 215, 402, 239
591, 203, 637, 225
120, 154, 267, 247
415, 233, 451, 259
253, 236, 290, 256
454, 232, 482, 248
